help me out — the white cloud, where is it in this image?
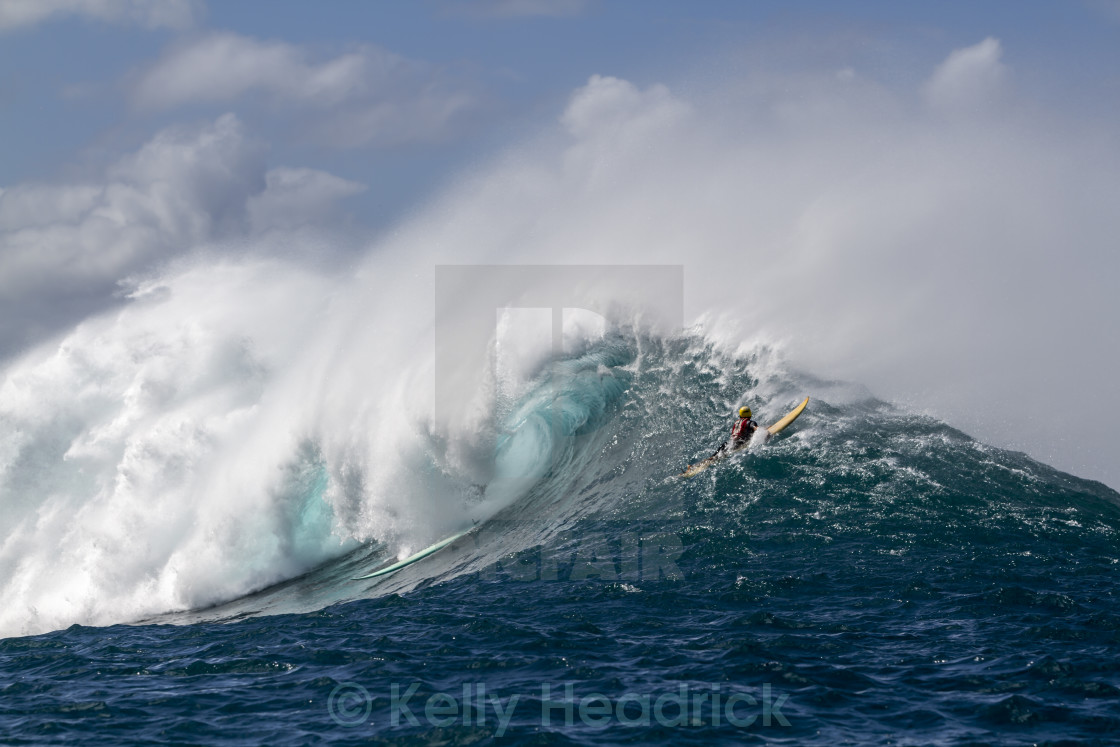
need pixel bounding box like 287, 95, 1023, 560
0, 184, 102, 231
559, 75, 692, 184
246, 167, 366, 233
924, 37, 1009, 112
0, 115, 257, 301
0, 0, 201, 31
0, 114, 364, 357
133, 32, 479, 147
133, 33, 376, 109
562, 75, 689, 139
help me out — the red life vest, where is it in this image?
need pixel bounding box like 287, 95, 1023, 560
731, 417, 757, 441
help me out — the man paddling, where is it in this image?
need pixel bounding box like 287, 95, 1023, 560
680, 397, 808, 477
716, 406, 758, 454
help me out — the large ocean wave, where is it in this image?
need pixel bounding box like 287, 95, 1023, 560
3, 261, 1115, 640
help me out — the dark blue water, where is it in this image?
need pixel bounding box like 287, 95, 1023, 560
2, 337, 1118, 744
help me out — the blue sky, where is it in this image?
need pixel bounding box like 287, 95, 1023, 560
2, 0, 1120, 488
5, 0, 1119, 216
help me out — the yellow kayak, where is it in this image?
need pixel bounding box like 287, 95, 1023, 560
679, 396, 809, 478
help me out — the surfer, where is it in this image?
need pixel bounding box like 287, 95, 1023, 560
715, 406, 758, 454
680, 397, 808, 477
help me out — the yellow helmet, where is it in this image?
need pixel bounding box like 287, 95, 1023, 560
739, 406, 752, 419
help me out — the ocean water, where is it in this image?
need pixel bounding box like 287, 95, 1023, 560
2, 331, 1119, 745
